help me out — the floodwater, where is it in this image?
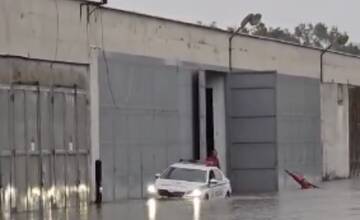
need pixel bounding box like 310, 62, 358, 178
5, 178, 360, 220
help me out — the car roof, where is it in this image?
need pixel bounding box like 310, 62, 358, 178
170, 162, 213, 171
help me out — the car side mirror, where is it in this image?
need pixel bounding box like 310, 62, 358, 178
155, 173, 161, 179
209, 179, 218, 185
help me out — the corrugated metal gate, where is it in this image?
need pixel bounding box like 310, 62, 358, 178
226, 71, 278, 192
0, 83, 90, 213
350, 87, 360, 176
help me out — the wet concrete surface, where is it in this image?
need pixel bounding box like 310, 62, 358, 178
6, 178, 360, 220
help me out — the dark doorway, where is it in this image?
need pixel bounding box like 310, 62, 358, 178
206, 88, 214, 157
349, 87, 360, 176
192, 74, 200, 160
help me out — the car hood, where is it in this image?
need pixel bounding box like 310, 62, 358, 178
155, 179, 206, 193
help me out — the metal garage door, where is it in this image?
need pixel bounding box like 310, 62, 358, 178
226, 71, 278, 193
0, 83, 90, 213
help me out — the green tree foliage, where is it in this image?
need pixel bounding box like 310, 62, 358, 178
246, 22, 359, 55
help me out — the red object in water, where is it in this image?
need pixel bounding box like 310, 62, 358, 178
285, 170, 319, 189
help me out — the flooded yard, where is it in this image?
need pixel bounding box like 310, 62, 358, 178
5, 178, 360, 220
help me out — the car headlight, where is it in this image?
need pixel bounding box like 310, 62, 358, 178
189, 189, 202, 197
147, 185, 156, 194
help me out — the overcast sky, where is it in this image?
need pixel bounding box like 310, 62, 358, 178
108, 0, 360, 43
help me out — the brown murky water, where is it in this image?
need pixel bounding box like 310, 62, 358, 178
5, 178, 360, 220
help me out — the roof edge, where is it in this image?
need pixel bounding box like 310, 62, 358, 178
100, 6, 360, 60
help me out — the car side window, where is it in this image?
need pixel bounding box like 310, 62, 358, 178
214, 169, 223, 181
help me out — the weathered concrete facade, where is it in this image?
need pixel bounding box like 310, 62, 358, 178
0, 0, 360, 205
321, 84, 350, 180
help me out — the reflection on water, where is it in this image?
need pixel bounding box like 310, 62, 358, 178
146, 198, 201, 220
3, 179, 360, 220
3, 185, 16, 211
147, 198, 157, 220
0, 184, 90, 220
192, 198, 201, 220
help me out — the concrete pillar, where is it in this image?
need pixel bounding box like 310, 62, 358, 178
89, 46, 100, 201
321, 83, 349, 180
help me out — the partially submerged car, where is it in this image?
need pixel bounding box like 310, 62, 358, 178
147, 161, 231, 200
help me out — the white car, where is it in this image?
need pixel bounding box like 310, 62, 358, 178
147, 161, 232, 200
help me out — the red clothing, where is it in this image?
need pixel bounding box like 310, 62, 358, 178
205, 155, 220, 169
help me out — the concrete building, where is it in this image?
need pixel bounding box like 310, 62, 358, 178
1, 0, 360, 212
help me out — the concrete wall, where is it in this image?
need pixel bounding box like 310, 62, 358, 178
2, 0, 360, 86
98, 52, 194, 200
0, 56, 88, 88
321, 83, 349, 180
277, 74, 322, 189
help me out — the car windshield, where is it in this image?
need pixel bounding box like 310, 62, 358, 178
161, 167, 206, 183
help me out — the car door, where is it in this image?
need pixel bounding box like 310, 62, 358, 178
208, 169, 225, 199
213, 169, 227, 198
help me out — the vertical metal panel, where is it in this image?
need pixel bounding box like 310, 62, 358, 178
27, 155, 40, 211
15, 156, 26, 211
100, 143, 114, 201
66, 155, 77, 207
62, 92, 69, 208
114, 144, 128, 200
1, 157, 11, 212
230, 89, 275, 116
48, 87, 57, 209
74, 86, 81, 205
23, 90, 29, 211
0, 90, 9, 212
231, 169, 278, 192
78, 154, 89, 202
35, 84, 44, 217
77, 95, 88, 150
54, 155, 66, 208
25, 89, 40, 212
13, 89, 26, 212
41, 156, 51, 209
198, 71, 207, 160
26, 90, 38, 212
54, 93, 65, 150
39, 91, 51, 211
98, 53, 194, 201
226, 72, 278, 193
52, 91, 67, 208
230, 144, 277, 168
63, 91, 78, 207
14, 91, 25, 152
0, 90, 9, 151
26, 91, 38, 152
230, 118, 276, 143
8, 87, 15, 211
40, 92, 50, 151
276, 75, 321, 188
350, 87, 360, 176
128, 147, 141, 199
65, 94, 75, 149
